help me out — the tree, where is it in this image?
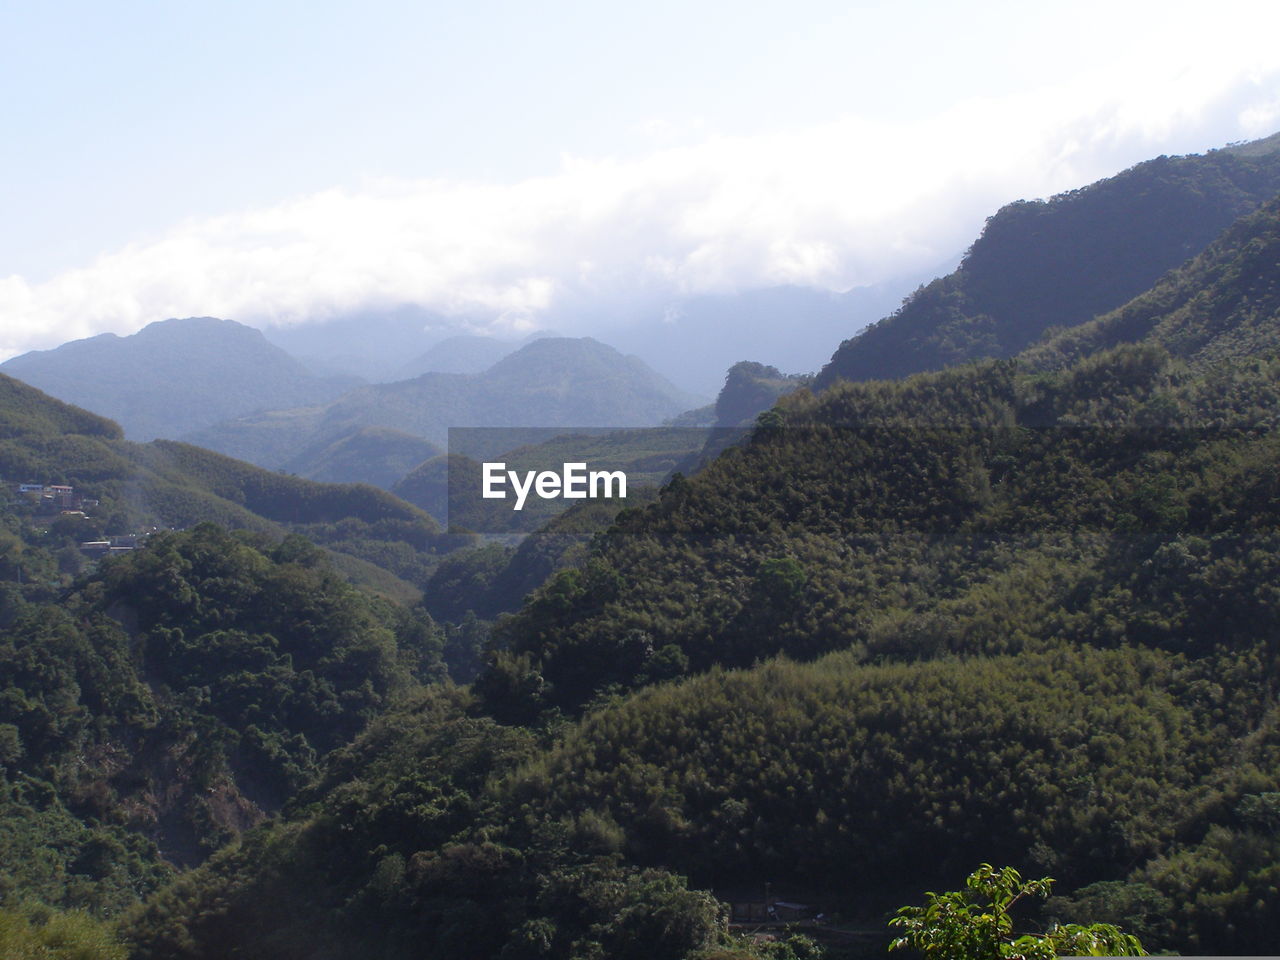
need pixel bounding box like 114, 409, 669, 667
889, 864, 1146, 959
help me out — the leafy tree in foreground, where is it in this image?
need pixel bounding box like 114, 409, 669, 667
889, 864, 1145, 959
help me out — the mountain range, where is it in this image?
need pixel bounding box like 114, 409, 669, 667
111, 141, 1280, 958
7, 133, 1280, 959
186, 336, 705, 476
256, 282, 922, 395
0, 316, 356, 441
0, 371, 455, 599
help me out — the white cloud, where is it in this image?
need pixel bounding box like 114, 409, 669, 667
3, 52, 1280, 360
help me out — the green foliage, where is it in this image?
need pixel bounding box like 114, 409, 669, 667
0, 903, 127, 960
817, 147, 1280, 388
20, 150, 1280, 960
715, 362, 810, 428
0, 375, 122, 442
1045, 880, 1173, 949
0, 775, 173, 916
88, 524, 414, 793
498, 647, 1254, 903
0, 372, 453, 592
0, 519, 433, 917
1023, 194, 1280, 374
485, 343, 1280, 714
889, 864, 1145, 959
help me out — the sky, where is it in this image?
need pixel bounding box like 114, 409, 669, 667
2, 0, 1280, 359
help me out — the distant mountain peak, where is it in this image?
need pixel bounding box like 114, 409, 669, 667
0, 315, 356, 440
187, 333, 708, 482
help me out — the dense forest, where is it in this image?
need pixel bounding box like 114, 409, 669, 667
815, 140, 1280, 387
4, 143, 1280, 958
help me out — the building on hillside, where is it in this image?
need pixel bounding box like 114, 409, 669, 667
46, 485, 75, 508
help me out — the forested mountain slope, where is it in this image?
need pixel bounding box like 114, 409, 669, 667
116, 178, 1280, 959
0, 378, 492, 929
815, 140, 1280, 388
279, 426, 442, 490
1022, 192, 1280, 371
485, 193, 1280, 716
0, 372, 458, 595
130, 641, 1270, 958
0, 523, 443, 918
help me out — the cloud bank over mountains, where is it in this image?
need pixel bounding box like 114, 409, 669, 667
3, 56, 1279, 361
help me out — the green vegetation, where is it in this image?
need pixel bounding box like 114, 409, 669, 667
0, 903, 128, 960
889, 864, 1144, 959
714, 362, 811, 428
279, 425, 441, 490
0, 519, 452, 919
486, 195, 1280, 718
0, 373, 461, 596
816, 144, 1280, 388
7, 146, 1280, 959
1022, 194, 1280, 373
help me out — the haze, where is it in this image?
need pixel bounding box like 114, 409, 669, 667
3, 0, 1279, 359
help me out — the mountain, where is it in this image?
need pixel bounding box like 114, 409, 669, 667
188, 337, 706, 481
26, 143, 1280, 960
260, 304, 451, 381
0, 371, 455, 598
488, 192, 1280, 716
280, 426, 442, 489
390, 334, 520, 379
604, 280, 922, 394
712, 360, 811, 427
0, 375, 496, 910
0, 316, 357, 441
0, 517, 454, 919
1021, 193, 1280, 372
814, 139, 1280, 389
409, 194, 1280, 950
